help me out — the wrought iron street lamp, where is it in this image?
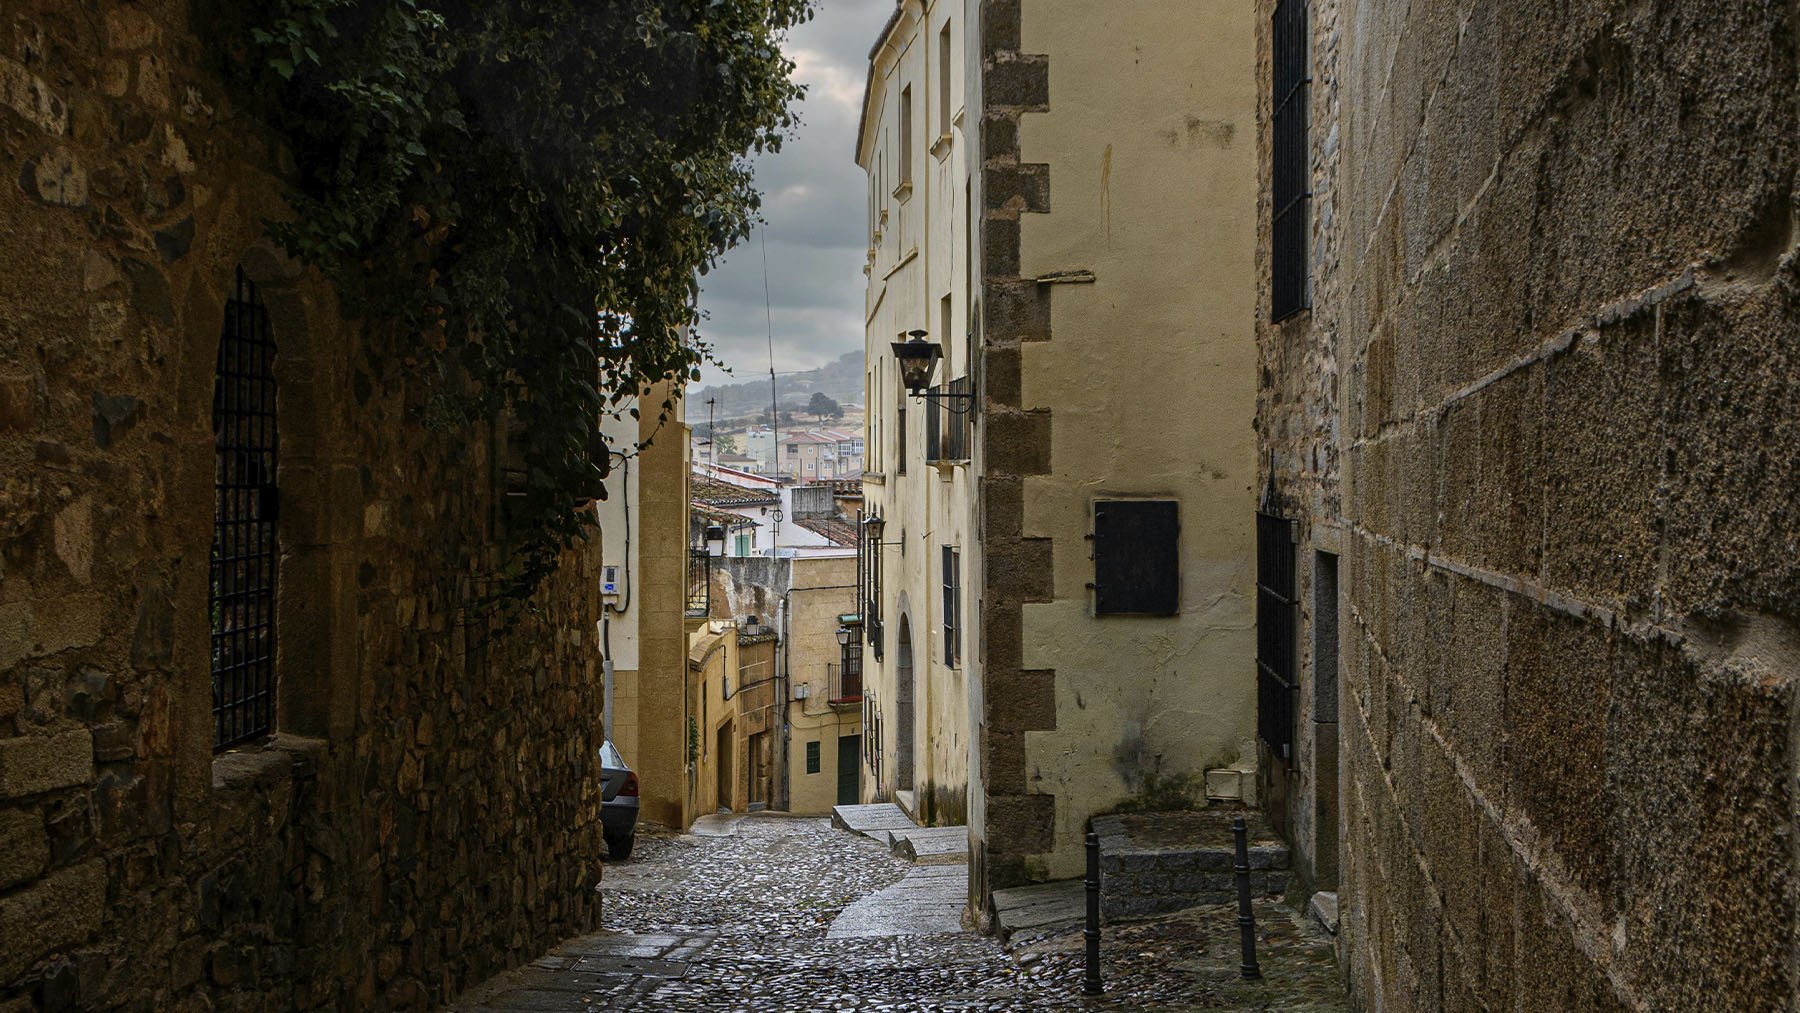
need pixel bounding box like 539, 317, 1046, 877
891, 329, 973, 411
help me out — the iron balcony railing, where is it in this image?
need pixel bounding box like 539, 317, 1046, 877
686, 548, 711, 617
828, 661, 863, 704
925, 376, 971, 463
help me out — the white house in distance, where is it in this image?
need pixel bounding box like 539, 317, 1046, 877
692, 464, 859, 558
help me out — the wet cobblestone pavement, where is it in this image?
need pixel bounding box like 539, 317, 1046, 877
450, 814, 1348, 1011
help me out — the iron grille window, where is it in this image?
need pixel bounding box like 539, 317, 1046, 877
807, 740, 821, 774
1256, 511, 1298, 758
896, 405, 907, 475
1271, 0, 1312, 321
925, 377, 971, 463
942, 546, 960, 667
211, 267, 279, 751
687, 548, 712, 617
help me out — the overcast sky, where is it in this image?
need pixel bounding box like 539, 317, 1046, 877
693, 0, 893, 389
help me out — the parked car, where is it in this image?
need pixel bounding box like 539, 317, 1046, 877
600, 740, 640, 859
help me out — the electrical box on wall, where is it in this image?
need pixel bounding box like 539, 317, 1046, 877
601, 565, 620, 599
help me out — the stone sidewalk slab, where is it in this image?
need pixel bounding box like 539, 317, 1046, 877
827, 864, 966, 938
991, 879, 1085, 942
830, 802, 915, 845
889, 824, 968, 863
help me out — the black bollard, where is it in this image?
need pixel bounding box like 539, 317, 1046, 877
1084, 830, 1103, 995
1234, 815, 1261, 980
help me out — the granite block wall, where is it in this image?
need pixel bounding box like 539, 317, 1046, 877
0, 3, 606, 1008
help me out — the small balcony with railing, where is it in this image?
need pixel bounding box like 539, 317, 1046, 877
827, 661, 863, 708
686, 548, 712, 618
829, 616, 864, 707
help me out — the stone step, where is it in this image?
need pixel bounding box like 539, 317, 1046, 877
990, 879, 1084, 943
889, 826, 968, 864
1309, 891, 1339, 936
1093, 810, 1290, 921
831, 802, 916, 845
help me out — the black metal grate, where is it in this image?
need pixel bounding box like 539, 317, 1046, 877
1256, 511, 1297, 758
211, 268, 279, 751
1271, 0, 1311, 321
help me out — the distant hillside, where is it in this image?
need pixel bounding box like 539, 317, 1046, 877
692, 350, 864, 422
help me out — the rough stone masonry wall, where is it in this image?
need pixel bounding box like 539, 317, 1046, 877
1311, 2, 1800, 1010
0, 3, 603, 1010
1253, 0, 1347, 898
974, 0, 1057, 905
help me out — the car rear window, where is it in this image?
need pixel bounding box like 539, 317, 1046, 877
600, 741, 626, 768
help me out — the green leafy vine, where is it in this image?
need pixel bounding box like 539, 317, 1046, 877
215, 0, 812, 606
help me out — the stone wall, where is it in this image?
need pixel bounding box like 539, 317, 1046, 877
0, 3, 605, 1009
1259, 0, 1800, 1008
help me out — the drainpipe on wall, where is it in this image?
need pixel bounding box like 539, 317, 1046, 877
777, 592, 791, 812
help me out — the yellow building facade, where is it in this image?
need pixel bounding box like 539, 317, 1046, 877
858, 0, 1261, 915
596, 380, 691, 828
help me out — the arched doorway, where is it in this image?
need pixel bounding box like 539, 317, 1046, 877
895, 614, 914, 791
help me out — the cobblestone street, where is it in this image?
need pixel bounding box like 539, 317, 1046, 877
450, 815, 1345, 1011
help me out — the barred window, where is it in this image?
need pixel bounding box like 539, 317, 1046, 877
211, 268, 279, 751
1271, 0, 1311, 320
1256, 511, 1297, 758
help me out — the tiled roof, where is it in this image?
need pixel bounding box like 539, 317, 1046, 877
793, 515, 858, 547
691, 504, 757, 528
691, 476, 779, 507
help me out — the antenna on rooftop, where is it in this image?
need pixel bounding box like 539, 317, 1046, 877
761, 226, 781, 548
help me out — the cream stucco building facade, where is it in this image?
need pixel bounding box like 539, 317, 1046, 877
857, 0, 1261, 917
857, 0, 981, 831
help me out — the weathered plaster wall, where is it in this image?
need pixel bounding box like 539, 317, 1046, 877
0, 4, 609, 1008
977, 0, 1260, 889
685, 625, 737, 823
1261, 0, 1800, 1008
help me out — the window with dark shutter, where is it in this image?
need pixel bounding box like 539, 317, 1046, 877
1271, 0, 1311, 320
1091, 500, 1180, 616
942, 546, 960, 667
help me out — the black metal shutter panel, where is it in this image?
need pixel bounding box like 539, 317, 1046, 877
1093, 500, 1180, 616
942, 545, 958, 666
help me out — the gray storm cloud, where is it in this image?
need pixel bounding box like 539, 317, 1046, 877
693, 0, 893, 388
